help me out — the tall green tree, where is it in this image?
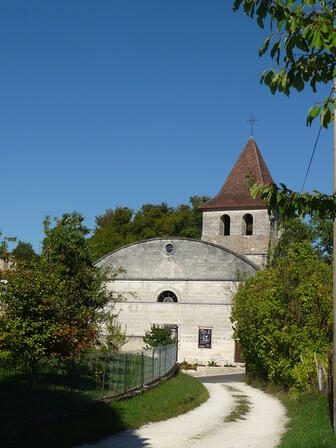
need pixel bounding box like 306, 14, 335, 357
12, 241, 37, 264
311, 213, 333, 262
272, 216, 333, 264
40, 212, 111, 359
272, 218, 314, 262
0, 213, 113, 374
89, 196, 209, 260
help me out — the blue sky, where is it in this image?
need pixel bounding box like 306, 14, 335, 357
0, 1, 333, 251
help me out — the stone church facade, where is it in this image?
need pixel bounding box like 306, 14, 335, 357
95, 137, 277, 365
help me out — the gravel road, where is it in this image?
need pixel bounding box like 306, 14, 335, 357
77, 374, 287, 448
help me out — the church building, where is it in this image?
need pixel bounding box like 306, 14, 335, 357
95, 137, 277, 365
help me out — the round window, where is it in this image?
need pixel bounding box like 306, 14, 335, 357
158, 290, 178, 303
164, 243, 175, 255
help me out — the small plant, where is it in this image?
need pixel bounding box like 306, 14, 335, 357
179, 360, 197, 371
207, 360, 219, 367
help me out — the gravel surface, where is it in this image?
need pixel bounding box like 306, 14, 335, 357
77, 376, 287, 448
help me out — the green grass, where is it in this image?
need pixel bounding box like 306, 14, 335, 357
278, 393, 336, 448
245, 375, 336, 447
1, 372, 209, 448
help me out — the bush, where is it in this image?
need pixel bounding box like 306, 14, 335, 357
143, 325, 176, 348
179, 360, 197, 371
231, 242, 332, 392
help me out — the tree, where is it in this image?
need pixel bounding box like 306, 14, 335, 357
271, 215, 333, 264
100, 312, 127, 352
0, 264, 58, 374
143, 325, 176, 348
233, 0, 336, 128
0, 212, 113, 375
39, 212, 111, 360
0, 230, 16, 266
272, 217, 313, 262
231, 241, 332, 391
89, 196, 209, 261
230, 1, 336, 218
12, 241, 37, 264
311, 213, 333, 262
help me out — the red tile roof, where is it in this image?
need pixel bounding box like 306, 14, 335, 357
200, 137, 273, 211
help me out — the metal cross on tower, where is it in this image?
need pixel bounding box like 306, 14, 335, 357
247, 114, 257, 136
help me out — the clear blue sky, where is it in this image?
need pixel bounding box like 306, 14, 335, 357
1, 1, 333, 251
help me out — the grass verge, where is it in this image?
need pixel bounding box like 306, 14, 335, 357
246, 376, 336, 447
2, 372, 209, 448
278, 392, 336, 448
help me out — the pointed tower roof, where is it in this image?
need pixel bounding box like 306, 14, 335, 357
200, 137, 273, 211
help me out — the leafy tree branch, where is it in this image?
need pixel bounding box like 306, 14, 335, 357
233, 0, 336, 127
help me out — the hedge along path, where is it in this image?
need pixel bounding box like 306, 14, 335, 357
77, 379, 288, 448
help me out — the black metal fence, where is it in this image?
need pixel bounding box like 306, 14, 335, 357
95, 343, 178, 399
0, 344, 178, 433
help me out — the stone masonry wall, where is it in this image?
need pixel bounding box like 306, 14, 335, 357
202, 209, 270, 268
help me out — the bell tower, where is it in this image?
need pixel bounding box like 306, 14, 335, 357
200, 137, 277, 269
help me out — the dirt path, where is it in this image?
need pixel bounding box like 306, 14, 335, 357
77, 377, 287, 448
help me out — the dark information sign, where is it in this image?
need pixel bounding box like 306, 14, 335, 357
198, 328, 212, 348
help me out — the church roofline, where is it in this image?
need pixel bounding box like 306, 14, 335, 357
201, 204, 268, 212
94, 236, 260, 272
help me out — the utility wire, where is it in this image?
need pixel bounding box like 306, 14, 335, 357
300, 124, 323, 192
301, 87, 334, 193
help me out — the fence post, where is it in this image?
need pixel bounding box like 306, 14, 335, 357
109, 353, 114, 398
152, 348, 155, 381
101, 355, 107, 400
164, 346, 167, 374
159, 347, 162, 378
124, 353, 128, 393
141, 351, 145, 386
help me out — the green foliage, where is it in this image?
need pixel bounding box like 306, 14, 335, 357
272, 218, 313, 262
278, 393, 336, 448
89, 196, 209, 261
310, 213, 333, 263
143, 324, 176, 348
12, 240, 37, 264
231, 241, 332, 391
179, 360, 198, 370
39, 212, 111, 360
233, 0, 336, 128
0, 230, 16, 265
233, 2, 336, 229
101, 313, 127, 352
248, 177, 336, 224
0, 265, 58, 370
0, 212, 113, 373
207, 360, 219, 367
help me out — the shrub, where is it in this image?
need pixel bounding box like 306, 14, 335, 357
179, 360, 197, 371
143, 324, 176, 348
231, 242, 332, 392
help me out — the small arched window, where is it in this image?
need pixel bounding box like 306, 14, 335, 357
243, 213, 253, 236
157, 291, 178, 303
220, 214, 231, 236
